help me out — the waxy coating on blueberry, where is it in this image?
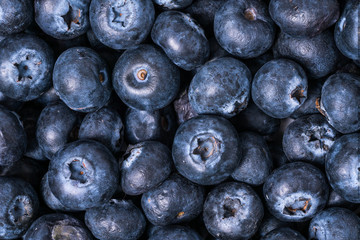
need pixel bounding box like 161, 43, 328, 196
0, 0, 33, 35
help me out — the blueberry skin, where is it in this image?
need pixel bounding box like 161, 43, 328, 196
251, 59, 308, 119
53, 47, 111, 112
124, 106, 177, 145
263, 162, 329, 222
154, 0, 192, 9
151, 11, 209, 71
121, 141, 172, 195
0, 34, 54, 101
334, 0, 360, 61
47, 140, 119, 211
269, 0, 340, 37
89, 0, 155, 50
203, 182, 264, 240
0, 106, 27, 175
327, 189, 358, 209
113, 44, 180, 111
261, 227, 305, 240
172, 115, 241, 185
79, 107, 124, 154
141, 174, 204, 226
35, 0, 90, 40
173, 87, 198, 125
282, 114, 339, 165
231, 132, 272, 186
23, 213, 93, 240
325, 133, 360, 203
318, 73, 360, 134
35, 86, 60, 106
36, 101, 78, 160
41, 173, 71, 211
214, 0, 275, 58
308, 207, 360, 240
148, 225, 201, 240
189, 57, 251, 118
257, 216, 294, 238
273, 30, 341, 79
0, 177, 39, 240
85, 199, 146, 240
0, 0, 33, 35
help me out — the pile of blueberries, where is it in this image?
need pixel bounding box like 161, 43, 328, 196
0, 0, 359, 239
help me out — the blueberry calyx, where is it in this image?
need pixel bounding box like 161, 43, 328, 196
61, 5, 81, 30
244, 8, 257, 21
192, 135, 221, 161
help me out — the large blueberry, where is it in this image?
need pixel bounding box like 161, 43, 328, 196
53, 47, 112, 112
121, 141, 172, 195
0, 34, 54, 101
251, 59, 308, 119
273, 30, 341, 79
188, 57, 251, 118
151, 11, 209, 71
89, 0, 155, 50
35, 0, 91, 40
308, 207, 360, 240
203, 182, 264, 240
0, 0, 33, 35
113, 44, 180, 111
141, 174, 204, 226
261, 227, 306, 240
282, 114, 339, 165
85, 199, 146, 240
325, 133, 360, 203
149, 225, 201, 240
0, 177, 39, 240
269, 0, 339, 37
334, 0, 360, 61
172, 115, 241, 185
47, 140, 119, 211
214, 0, 275, 58
317, 73, 360, 134
263, 162, 329, 222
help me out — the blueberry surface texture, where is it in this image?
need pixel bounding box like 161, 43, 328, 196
269, 0, 340, 37
261, 227, 306, 240
203, 182, 264, 240
85, 199, 146, 240
112, 44, 180, 111
53, 47, 112, 112
148, 225, 201, 240
0, 0, 33, 35
153, 0, 193, 9
189, 57, 252, 118
0, 34, 54, 101
172, 115, 241, 185
252, 58, 308, 119
151, 10, 209, 71
89, 0, 155, 50
214, 0, 275, 58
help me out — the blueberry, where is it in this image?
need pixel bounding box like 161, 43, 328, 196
112, 44, 180, 111
35, 0, 91, 40
317, 73, 360, 134
53, 47, 112, 112
47, 140, 119, 211
153, 0, 193, 9
327, 189, 358, 209
0, 34, 54, 101
151, 11, 209, 71
282, 114, 339, 165
231, 131, 272, 186
85, 199, 146, 240
273, 30, 341, 79
308, 207, 360, 240
23, 213, 93, 240
203, 182, 264, 240
334, 0, 360, 61
0, 0, 33, 35
149, 225, 201, 240
141, 174, 204, 225
121, 141, 172, 195
257, 216, 294, 238
36, 101, 78, 160
214, 0, 275, 58
0, 177, 39, 240
89, 0, 155, 50
188, 57, 251, 118
325, 133, 360, 203
261, 227, 306, 240
251, 59, 308, 119
79, 107, 124, 154
263, 162, 329, 222
34, 86, 60, 106
173, 87, 198, 125
269, 0, 340, 37
172, 115, 241, 185
0, 106, 27, 175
